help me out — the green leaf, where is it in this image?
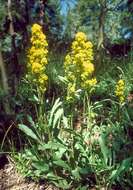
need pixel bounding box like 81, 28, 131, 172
58, 76, 68, 84
18, 124, 39, 142
46, 172, 58, 180
55, 147, 67, 159
27, 115, 35, 126
63, 128, 82, 139
53, 160, 70, 170
32, 162, 49, 172
71, 168, 81, 180
38, 141, 65, 151
75, 186, 88, 190
46, 172, 71, 189
53, 108, 63, 128
110, 157, 133, 182
28, 94, 39, 102
63, 116, 68, 128
98, 134, 110, 165
52, 179, 71, 189
74, 142, 85, 153
79, 167, 90, 175
49, 98, 62, 126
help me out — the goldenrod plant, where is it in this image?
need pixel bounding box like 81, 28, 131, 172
27, 23, 48, 94
115, 79, 125, 104
64, 32, 97, 101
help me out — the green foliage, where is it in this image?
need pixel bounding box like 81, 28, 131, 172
14, 82, 133, 189
14, 99, 95, 189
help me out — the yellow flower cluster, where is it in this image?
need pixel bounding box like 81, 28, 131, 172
115, 79, 125, 104
64, 32, 97, 100
28, 23, 48, 92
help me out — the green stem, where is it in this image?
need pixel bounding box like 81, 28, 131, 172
118, 103, 121, 122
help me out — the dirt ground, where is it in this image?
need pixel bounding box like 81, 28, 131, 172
0, 156, 58, 190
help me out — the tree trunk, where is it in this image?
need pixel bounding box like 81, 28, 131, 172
7, 0, 19, 96
97, 8, 105, 50
95, 0, 107, 72
7, 0, 14, 36
0, 50, 11, 114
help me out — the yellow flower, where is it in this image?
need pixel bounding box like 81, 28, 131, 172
64, 31, 96, 100
31, 24, 42, 34
82, 63, 94, 74
27, 23, 48, 93
87, 78, 97, 86
66, 83, 76, 101
85, 41, 93, 49
75, 32, 87, 41
64, 54, 71, 67
81, 78, 97, 89
38, 74, 48, 92
31, 63, 43, 74
115, 79, 125, 104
